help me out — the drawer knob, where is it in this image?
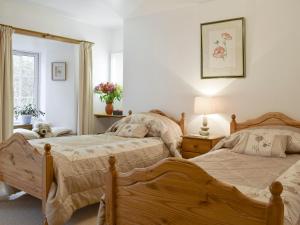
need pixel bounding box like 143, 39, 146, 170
193, 145, 198, 148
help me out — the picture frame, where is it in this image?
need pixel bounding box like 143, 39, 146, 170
201, 17, 245, 79
52, 62, 66, 81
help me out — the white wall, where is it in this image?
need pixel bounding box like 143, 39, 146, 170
110, 28, 124, 53
0, 0, 125, 133
123, 0, 300, 135
13, 34, 79, 132
0, 0, 114, 115
94, 28, 124, 134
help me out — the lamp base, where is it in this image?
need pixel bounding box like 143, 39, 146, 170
199, 130, 210, 137
199, 115, 210, 137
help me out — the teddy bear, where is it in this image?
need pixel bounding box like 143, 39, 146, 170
32, 122, 53, 138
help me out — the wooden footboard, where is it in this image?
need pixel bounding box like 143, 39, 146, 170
0, 134, 53, 225
105, 156, 284, 225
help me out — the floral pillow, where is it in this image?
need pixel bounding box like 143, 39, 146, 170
232, 132, 288, 158
115, 123, 148, 138
245, 126, 300, 154
107, 112, 183, 157
287, 133, 300, 153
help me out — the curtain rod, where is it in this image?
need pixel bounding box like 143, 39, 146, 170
0, 23, 94, 45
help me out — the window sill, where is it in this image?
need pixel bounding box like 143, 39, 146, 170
13, 124, 33, 130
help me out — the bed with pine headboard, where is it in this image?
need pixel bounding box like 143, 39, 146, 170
0, 109, 185, 225
103, 112, 300, 225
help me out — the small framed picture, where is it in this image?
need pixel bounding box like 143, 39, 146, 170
52, 62, 66, 81
201, 17, 245, 79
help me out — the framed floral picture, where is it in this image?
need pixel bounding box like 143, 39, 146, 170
52, 62, 66, 81
201, 17, 245, 79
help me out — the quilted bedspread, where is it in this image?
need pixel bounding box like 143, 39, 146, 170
191, 150, 300, 225
30, 134, 170, 225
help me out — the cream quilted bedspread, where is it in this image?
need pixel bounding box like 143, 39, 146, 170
29, 134, 170, 225
191, 150, 300, 225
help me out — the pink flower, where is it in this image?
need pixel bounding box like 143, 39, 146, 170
213, 46, 226, 58
95, 82, 118, 94
222, 32, 232, 40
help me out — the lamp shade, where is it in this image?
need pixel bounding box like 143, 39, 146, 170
194, 97, 215, 115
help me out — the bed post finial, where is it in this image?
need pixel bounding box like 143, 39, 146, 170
44, 144, 51, 154
230, 114, 237, 134
270, 181, 283, 196
267, 181, 284, 225
180, 112, 185, 134
181, 112, 185, 120
128, 110, 133, 115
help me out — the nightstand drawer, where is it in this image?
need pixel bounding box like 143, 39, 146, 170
182, 151, 201, 159
181, 135, 224, 159
182, 139, 211, 153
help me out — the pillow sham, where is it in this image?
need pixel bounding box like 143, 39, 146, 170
116, 123, 148, 138
107, 112, 183, 157
245, 126, 300, 154
13, 129, 40, 140
51, 127, 72, 137
231, 132, 288, 158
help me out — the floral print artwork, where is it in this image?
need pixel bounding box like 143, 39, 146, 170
213, 32, 232, 60
201, 18, 245, 78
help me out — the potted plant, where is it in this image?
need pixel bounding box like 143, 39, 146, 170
94, 82, 122, 115
14, 104, 45, 124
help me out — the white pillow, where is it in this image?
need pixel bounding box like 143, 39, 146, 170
116, 123, 148, 138
51, 127, 72, 137
13, 129, 39, 140
231, 131, 288, 158
246, 126, 300, 154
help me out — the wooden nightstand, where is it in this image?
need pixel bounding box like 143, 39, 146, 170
181, 135, 224, 159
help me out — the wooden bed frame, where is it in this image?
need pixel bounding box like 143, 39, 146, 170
104, 112, 300, 225
0, 109, 185, 225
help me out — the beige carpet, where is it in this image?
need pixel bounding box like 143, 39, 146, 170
0, 184, 98, 225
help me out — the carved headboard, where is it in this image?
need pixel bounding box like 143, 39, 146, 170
230, 112, 300, 134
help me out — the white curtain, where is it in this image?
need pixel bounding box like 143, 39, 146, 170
0, 25, 14, 142
78, 42, 94, 135
0, 25, 17, 199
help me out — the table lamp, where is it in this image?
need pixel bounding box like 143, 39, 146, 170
194, 96, 215, 137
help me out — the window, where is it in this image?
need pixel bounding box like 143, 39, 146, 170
110, 52, 123, 85
13, 51, 39, 109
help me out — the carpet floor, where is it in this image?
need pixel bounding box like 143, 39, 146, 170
0, 188, 98, 225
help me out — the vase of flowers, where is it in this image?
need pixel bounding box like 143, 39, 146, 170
14, 104, 45, 124
94, 82, 122, 115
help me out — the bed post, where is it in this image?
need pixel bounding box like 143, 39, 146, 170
230, 114, 237, 134
267, 182, 284, 225
179, 112, 185, 135
42, 144, 54, 225
106, 156, 117, 225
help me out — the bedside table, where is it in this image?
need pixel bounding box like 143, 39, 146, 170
181, 135, 224, 159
